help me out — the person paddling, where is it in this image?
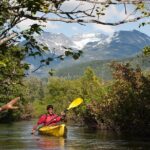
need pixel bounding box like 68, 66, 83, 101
32, 104, 66, 134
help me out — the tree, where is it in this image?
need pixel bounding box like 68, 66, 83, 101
0, 45, 28, 99
105, 62, 150, 135
0, 45, 27, 121
81, 67, 101, 99
143, 46, 150, 56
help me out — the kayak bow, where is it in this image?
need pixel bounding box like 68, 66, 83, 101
38, 124, 66, 137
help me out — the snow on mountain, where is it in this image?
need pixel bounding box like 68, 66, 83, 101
72, 33, 108, 49
31, 30, 149, 62
72, 33, 100, 49
27, 30, 150, 76
35, 32, 109, 54
34, 30, 150, 58
36, 32, 75, 54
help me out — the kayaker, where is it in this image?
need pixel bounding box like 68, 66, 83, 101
32, 104, 66, 134
0, 97, 20, 112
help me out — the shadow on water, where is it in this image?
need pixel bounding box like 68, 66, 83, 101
0, 120, 150, 150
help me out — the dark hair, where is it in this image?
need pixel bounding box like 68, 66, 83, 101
47, 105, 53, 110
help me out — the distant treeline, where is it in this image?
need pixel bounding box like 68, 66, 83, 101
56, 55, 150, 80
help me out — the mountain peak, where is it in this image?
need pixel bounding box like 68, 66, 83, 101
26, 30, 150, 76
116, 29, 148, 36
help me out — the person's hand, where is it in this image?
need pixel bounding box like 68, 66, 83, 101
5, 97, 20, 110
0, 97, 20, 112
61, 111, 66, 116
31, 129, 36, 135
61, 111, 67, 122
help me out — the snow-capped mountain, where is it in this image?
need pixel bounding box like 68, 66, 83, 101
72, 33, 108, 49
35, 32, 108, 53
35, 30, 150, 58
26, 30, 150, 76
81, 30, 150, 61
36, 32, 75, 54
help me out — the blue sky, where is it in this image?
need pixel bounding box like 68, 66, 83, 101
43, 1, 150, 37
19, 17, 149, 37
42, 20, 150, 37
18, 1, 150, 37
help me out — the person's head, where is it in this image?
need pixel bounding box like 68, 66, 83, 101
47, 105, 54, 114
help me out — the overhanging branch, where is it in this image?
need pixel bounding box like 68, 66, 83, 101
77, 0, 149, 5
23, 13, 149, 26
0, 32, 18, 45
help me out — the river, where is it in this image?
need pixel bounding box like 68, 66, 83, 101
0, 120, 150, 150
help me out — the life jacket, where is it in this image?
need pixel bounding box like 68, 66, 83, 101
37, 113, 62, 126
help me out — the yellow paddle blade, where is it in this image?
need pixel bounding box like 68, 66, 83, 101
67, 98, 83, 110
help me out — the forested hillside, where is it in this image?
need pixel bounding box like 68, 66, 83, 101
56, 55, 150, 80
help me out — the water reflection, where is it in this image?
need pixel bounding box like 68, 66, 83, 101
0, 121, 150, 150
34, 136, 65, 150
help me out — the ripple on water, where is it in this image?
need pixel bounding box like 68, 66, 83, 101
0, 121, 150, 150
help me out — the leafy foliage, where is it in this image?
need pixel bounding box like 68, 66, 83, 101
0, 45, 27, 100
104, 62, 150, 135
143, 46, 150, 56
6, 61, 148, 136
0, 45, 29, 121
56, 55, 150, 80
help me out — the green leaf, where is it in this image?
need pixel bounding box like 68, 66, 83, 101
65, 51, 73, 56
0, 61, 6, 67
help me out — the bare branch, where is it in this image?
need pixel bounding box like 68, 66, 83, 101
22, 13, 149, 26
0, 0, 149, 46
124, 3, 127, 14
31, 64, 45, 73
71, 1, 83, 12
90, 3, 96, 16
77, 0, 149, 5
0, 32, 18, 45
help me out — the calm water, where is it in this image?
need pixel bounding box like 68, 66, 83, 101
0, 120, 150, 150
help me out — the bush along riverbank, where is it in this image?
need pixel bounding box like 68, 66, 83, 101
1, 62, 150, 136
77, 63, 150, 136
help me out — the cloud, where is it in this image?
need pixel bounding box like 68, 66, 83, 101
98, 5, 126, 23
62, 0, 136, 22
42, 22, 59, 30
17, 19, 59, 31
92, 5, 136, 34
61, 0, 96, 13
93, 24, 115, 34
61, 1, 127, 21
72, 26, 79, 31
